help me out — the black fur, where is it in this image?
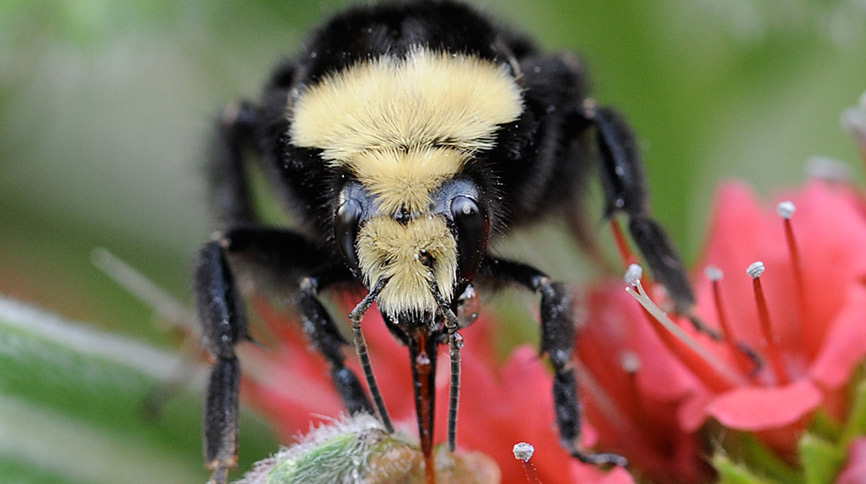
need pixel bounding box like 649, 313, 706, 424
298, 2, 505, 84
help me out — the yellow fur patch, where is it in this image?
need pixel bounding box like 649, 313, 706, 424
348, 147, 466, 215
356, 215, 457, 315
290, 47, 523, 161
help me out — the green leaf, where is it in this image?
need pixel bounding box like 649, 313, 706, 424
841, 378, 866, 448
809, 410, 842, 442
739, 433, 803, 484
798, 433, 845, 484
0, 454, 89, 484
713, 453, 779, 484
0, 296, 277, 484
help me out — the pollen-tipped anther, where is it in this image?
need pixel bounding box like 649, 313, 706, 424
620, 351, 641, 374
747, 261, 765, 279
704, 265, 723, 282
513, 442, 535, 462
624, 263, 643, 286
513, 442, 542, 483
776, 201, 796, 219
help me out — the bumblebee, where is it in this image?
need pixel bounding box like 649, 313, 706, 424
194, 2, 695, 483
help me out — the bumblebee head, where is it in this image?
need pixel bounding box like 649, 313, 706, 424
288, 46, 521, 315
335, 176, 488, 316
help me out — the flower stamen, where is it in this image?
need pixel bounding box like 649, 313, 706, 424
626, 268, 747, 391
778, 201, 807, 355
705, 266, 732, 340
704, 266, 753, 373
706, 266, 764, 375
513, 442, 543, 484
747, 262, 790, 385
620, 351, 644, 424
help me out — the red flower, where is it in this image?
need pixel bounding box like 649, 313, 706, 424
576, 283, 710, 483
241, 295, 635, 484
602, 180, 866, 464
568, 178, 866, 483
685, 181, 866, 447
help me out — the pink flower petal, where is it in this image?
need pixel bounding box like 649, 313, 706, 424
705, 380, 821, 431
809, 287, 866, 389
678, 390, 713, 432
837, 438, 866, 484
569, 463, 637, 484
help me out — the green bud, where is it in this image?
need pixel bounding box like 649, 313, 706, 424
234, 414, 499, 484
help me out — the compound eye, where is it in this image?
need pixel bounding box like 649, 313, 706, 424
451, 195, 489, 281
335, 198, 362, 274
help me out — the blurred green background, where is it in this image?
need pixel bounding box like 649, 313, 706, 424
1, 0, 865, 483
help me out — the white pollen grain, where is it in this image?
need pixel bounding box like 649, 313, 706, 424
620, 351, 641, 373
624, 264, 643, 286
513, 442, 535, 462
776, 201, 796, 219
747, 261, 765, 279
704, 265, 724, 281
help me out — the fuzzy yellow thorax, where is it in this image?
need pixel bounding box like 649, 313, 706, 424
290, 47, 523, 162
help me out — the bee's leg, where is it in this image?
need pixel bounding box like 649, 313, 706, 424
575, 103, 699, 320
218, 227, 378, 417
206, 101, 262, 229
298, 273, 380, 420
204, 57, 299, 229
195, 241, 249, 484
195, 228, 373, 484
194, 93, 265, 484
478, 257, 628, 468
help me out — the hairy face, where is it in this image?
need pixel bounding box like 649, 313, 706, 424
355, 215, 457, 316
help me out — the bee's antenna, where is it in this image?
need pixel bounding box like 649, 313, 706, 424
349, 277, 394, 433
428, 274, 463, 452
